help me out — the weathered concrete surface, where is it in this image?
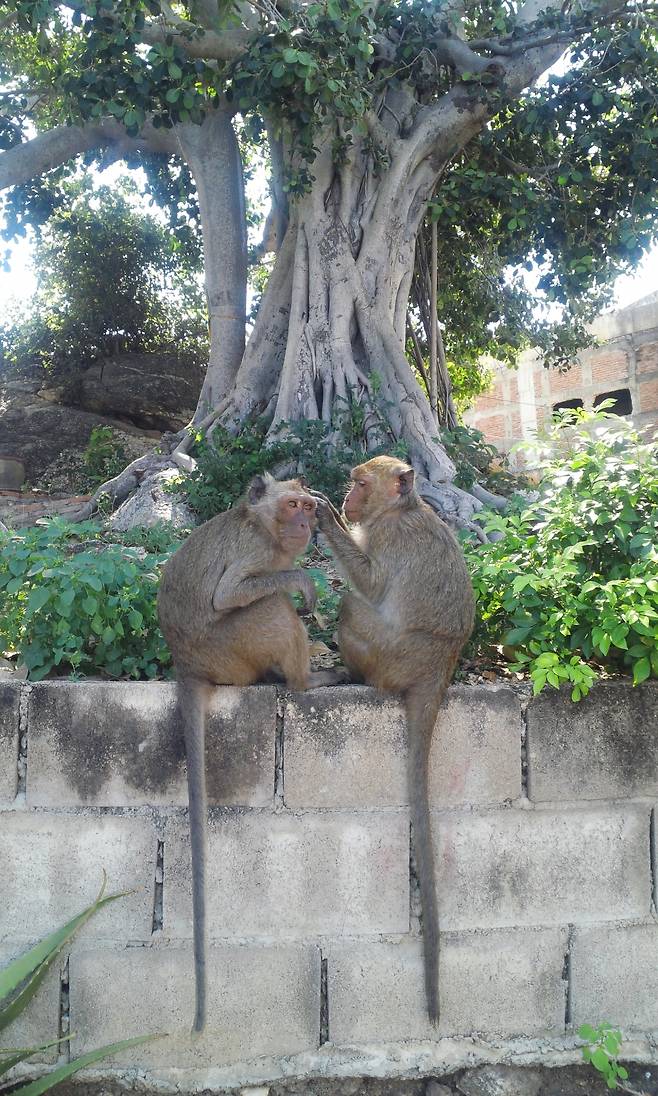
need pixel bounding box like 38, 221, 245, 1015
1, 812, 155, 938
571, 922, 658, 1031
0, 943, 61, 1063
527, 683, 658, 802
435, 805, 650, 930
284, 685, 521, 809
69, 945, 319, 1067
27, 682, 276, 807
327, 927, 567, 1043
0, 681, 19, 802
165, 812, 409, 938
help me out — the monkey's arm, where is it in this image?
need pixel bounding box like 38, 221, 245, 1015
212, 564, 316, 614
316, 511, 383, 599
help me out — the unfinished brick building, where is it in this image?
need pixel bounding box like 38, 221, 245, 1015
464, 291, 658, 456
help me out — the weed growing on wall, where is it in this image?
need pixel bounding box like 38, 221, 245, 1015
578, 1023, 634, 1092
465, 409, 658, 699
0, 520, 183, 680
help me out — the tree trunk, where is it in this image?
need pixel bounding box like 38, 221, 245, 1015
207, 131, 486, 527
177, 108, 248, 415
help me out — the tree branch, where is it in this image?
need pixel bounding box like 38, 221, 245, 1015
140, 17, 252, 61
0, 118, 176, 191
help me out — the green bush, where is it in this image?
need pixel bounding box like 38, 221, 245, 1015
180, 415, 408, 521
82, 426, 127, 488
0, 520, 183, 681
465, 409, 658, 699
439, 423, 528, 497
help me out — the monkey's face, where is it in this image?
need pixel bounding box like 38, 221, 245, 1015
343, 475, 371, 523
277, 491, 317, 549
343, 460, 415, 523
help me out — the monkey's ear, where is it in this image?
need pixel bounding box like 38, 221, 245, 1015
397, 469, 415, 495
247, 475, 268, 503
298, 474, 309, 489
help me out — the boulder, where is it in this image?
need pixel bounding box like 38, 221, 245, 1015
0, 399, 154, 484
108, 468, 196, 531
75, 353, 204, 431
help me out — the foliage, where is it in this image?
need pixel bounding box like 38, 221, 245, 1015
0, 175, 208, 382
0, 881, 157, 1094
464, 409, 658, 699
179, 414, 407, 521
82, 426, 127, 488
0, 519, 183, 681
578, 1023, 631, 1091
439, 423, 527, 496
1, 0, 658, 413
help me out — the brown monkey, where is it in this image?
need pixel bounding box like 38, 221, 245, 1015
157, 474, 319, 1033
312, 456, 475, 1025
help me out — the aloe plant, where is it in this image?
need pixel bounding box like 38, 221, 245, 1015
0, 879, 160, 1094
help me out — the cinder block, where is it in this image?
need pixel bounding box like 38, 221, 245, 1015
572, 923, 658, 1031
436, 805, 649, 930
69, 944, 319, 1066
0, 682, 20, 802
27, 681, 276, 807
527, 683, 658, 802
1, 812, 156, 939
165, 812, 409, 938
284, 684, 521, 809
0, 943, 61, 1063
328, 927, 567, 1043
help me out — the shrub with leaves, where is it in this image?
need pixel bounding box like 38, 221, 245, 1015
82, 426, 128, 489
465, 409, 658, 699
0, 520, 183, 681
179, 413, 408, 521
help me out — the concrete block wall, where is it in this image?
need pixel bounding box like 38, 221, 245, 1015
1, 679, 657, 1091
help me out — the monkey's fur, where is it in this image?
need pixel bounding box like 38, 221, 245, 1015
313, 456, 475, 1024
157, 474, 318, 1033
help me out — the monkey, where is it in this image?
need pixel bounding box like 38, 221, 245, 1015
157, 473, 321, 1034
311, 456, 475, 1026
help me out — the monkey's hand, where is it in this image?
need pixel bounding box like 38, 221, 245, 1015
295, 571, 318, 614
309, 491, 347, 531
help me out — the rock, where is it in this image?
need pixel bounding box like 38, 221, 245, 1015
426, 1082, 453, 1096
457, 1066, 544, 1096
76, 353, 203, 431
108, 468, 196, 531
0, 399, 152, 484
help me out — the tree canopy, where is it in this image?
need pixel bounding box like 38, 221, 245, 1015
1, 0, 657, 527
1, 174, 208, 380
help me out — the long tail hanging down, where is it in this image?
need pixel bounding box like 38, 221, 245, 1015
404, 677, 448, 1026
178, 676, 209, 1034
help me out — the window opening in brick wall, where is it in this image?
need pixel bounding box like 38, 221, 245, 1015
552, 398, 583, 424
593, 388, 633, 416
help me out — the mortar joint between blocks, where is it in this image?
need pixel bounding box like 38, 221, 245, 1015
649, 807, 656, 914
16, 681, 32, 799
152, 838, 165, 934
319, 951, 329, 1046
562, 923, 574, 1032
274, 689, 285, 808
58, 954, 71, 1063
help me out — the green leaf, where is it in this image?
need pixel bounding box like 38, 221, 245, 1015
633, 657, 650, 684
591, 1048, 611, 1073
0, 882, 123, 1007
12, 1035, 161, 1096
26, 587, 50, 613
168, 62, 183, 79
82, 575, 103, 592
578, 1024, 597, 1041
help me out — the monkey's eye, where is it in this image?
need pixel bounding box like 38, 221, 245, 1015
357, 481, 367, 488
303, 502, 314, 511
